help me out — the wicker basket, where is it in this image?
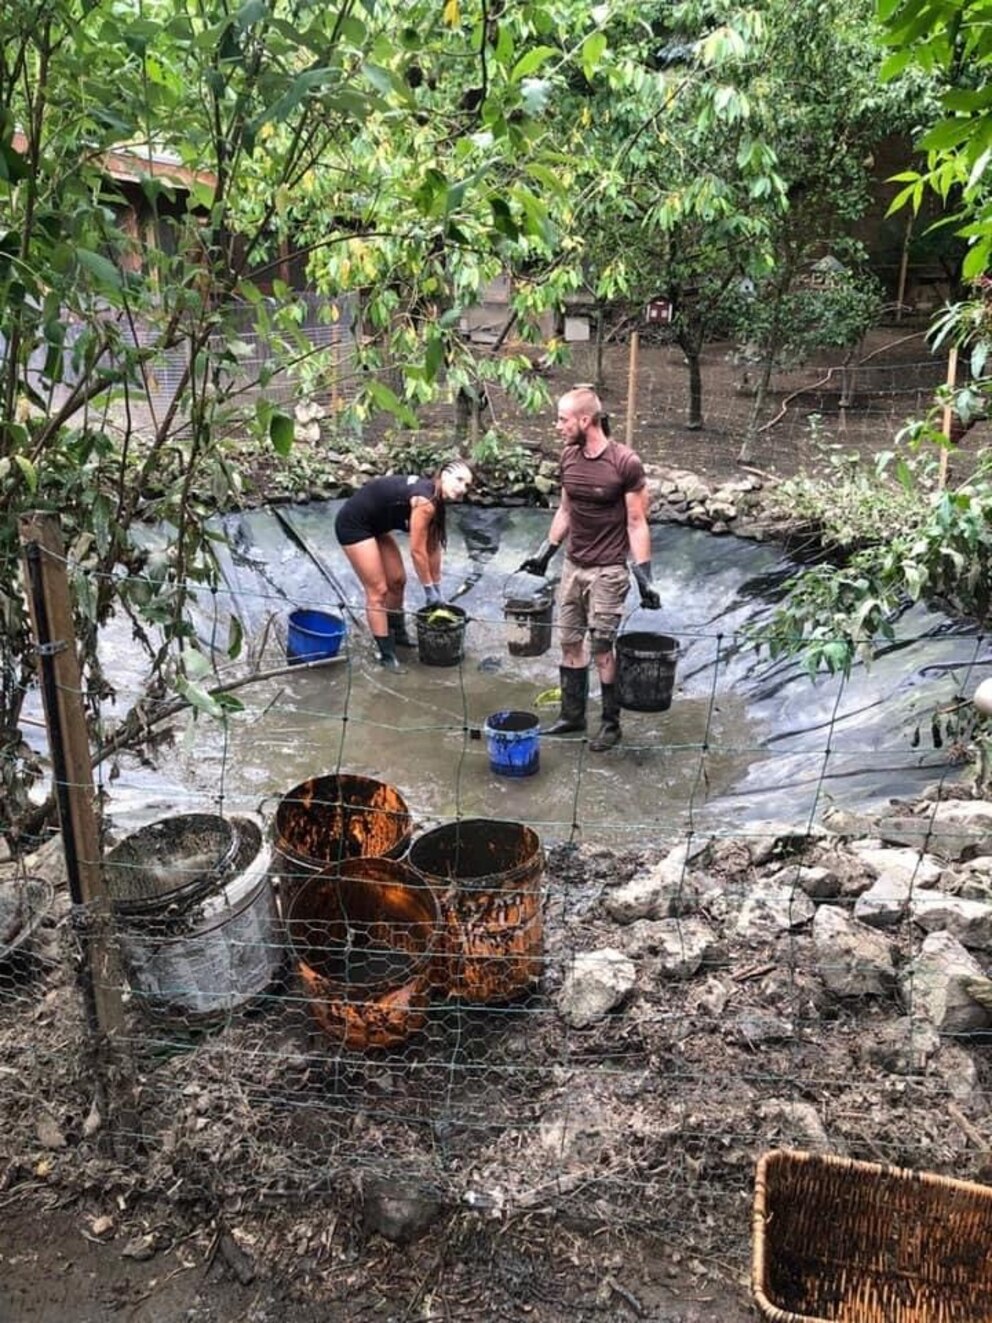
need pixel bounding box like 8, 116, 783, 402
752, 1148, 992, 1322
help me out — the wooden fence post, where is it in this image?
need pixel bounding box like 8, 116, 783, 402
939, 346, 959, 490
19, 513, 124, 1043
625, 330, 639, 446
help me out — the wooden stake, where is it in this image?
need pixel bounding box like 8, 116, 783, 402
19, 513, 124, 1040
625, 330, 639, 446
895, 212, 913, 323
939, 345, 959, 490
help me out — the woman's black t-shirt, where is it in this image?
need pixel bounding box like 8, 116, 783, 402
334, 475, 436, 545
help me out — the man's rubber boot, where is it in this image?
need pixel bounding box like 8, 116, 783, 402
388, 609, 416, 649
589, 682, 622, 751
544, 666, 588, 736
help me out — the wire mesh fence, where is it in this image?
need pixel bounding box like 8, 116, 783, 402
4, 515, 992, 1320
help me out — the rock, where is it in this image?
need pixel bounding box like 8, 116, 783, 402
36, 1112, 66, 1150
603, 843, 705, 923
24, 833, 67, 891
759, 1099, 834, 1152
916, 800, 992, 860
768, 863, 840, 900
556, 948, 636, 1028
746, 821, 827, 866
689, 975, 732, 1017
726, 1011, 794, 1047
735, 882, 815, 938
622, 917, 718, 978
860, 1016, 940, 1074
910, 893, 992, 949
362, 1176, 444, 1245
812, 905, 895, 998
931, 1042, 980, 1102
898, 931, 991, 1033
848, 843, 943, 890
88, 1215, 115, 1239
121, 1233, 159, 1261
853, 876, 912, 928
707, 499, 738, 522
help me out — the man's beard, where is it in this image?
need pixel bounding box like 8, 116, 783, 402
565, 426, 587, 448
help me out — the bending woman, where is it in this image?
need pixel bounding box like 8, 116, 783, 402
334, 459, 474, 669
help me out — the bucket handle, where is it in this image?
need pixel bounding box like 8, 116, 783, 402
617, 607, 678, 648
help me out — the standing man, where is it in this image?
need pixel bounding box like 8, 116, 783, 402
520, 386, 659, 751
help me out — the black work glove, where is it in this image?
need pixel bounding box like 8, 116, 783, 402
519, 539, 560, 577
632, 560, 661, 610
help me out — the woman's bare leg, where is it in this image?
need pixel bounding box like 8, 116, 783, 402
341, 538, 389, 639
377, 534, 407, 610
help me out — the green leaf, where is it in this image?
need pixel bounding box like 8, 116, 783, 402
13, 455, 37, 494
581, 31, 607, 79
175, 675, 227, 720
180, 645, 213, 681
510, 45, 558, 82
227, 614, 244, 661
424, 335, 444, 382
77, 248, 123, 291
269, 411, 295, 455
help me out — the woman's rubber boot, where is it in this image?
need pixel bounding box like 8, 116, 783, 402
544, 666, 588, 736
388, 609, 415, 650
589, 682, 621, 751
374, 634, 406, 673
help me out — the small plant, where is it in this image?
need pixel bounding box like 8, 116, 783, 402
470, 429, 540, 491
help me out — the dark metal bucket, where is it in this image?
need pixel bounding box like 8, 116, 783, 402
407, 817, 544, 1003
286, 857, 439, 1050
272, 774, 413, 914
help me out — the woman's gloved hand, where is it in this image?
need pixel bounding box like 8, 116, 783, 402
424, 583, 444, 606
632, 561, 661, 610
519, 539, 560, 577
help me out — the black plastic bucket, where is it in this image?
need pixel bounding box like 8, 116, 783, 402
502, 571, 554, 657
416, 604, 467, 667
616, 631, 679, 713
272, 774, 413, 913
407, 817, 544, 1003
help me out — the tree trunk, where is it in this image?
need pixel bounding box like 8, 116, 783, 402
740, 354, 776, 463
686, 351, 703, 430
454, 387, 472, 441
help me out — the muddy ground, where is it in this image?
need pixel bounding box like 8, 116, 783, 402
2, 329, 988, 1322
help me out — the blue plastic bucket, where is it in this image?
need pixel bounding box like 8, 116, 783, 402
482, 710, 540, 778
287, 609, 347, 664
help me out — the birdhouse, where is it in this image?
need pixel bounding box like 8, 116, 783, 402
645, 298, 673, 324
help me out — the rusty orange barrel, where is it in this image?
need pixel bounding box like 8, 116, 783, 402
407, 817, 544, 1003
272, 773, 412, 914
285, 857, 439, 1051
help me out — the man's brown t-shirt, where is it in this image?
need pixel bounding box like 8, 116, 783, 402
560, 440, 645, 566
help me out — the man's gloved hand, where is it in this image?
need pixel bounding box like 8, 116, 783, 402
632, 561, 661, 610
519, 539, 560, 577
424, 583, 444, 606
